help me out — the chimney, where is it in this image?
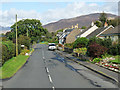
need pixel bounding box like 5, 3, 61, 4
104, 22, 108, 28
91, 21, 94, 26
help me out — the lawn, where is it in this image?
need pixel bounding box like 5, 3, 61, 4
0, 55, 29, 79
110, 55, 120, 64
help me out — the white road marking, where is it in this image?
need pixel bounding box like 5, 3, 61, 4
52, 86, 55, 90
43, 57, 45, 59
46, 67, 49, 73
48, 74, 53, 83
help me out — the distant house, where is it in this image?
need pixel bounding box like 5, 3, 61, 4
76, 22, 98, 39
65, 28, 81, 43
58, 28, 74, 44
76, 22, 114, 39
97, 25, 120, 42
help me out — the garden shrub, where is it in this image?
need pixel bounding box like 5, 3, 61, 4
87, 42, 108, 58
92, 58, 101, 63
73, 37, 88, 48
2, 41, 15, 59
64, 43, 74, 49
74, 48, 87, 55
18, 35, 31, 49
108, 44, 119, 55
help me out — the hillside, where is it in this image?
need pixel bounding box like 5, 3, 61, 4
43, 13, 117, 32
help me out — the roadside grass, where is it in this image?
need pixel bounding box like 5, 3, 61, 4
39, 41, 48, 45
110, 55, 120, 64
0, 55, 29, 79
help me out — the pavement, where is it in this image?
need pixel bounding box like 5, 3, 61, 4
56, 50, 120, 83
2, 44, 119, 89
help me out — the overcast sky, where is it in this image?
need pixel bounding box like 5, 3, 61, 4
0, 0, 119, 27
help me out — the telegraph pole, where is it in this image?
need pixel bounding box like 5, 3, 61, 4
27, 28, 28, 37
16, 14, 18, 56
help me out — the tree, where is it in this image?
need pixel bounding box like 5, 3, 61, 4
87, 42, 108, 58
73, 37, 88, 48
107, 17, 120, 27
7, 19, 49, 43
94, 21, 102, 27
99, 12, 107, 26
81, 26, 87, 29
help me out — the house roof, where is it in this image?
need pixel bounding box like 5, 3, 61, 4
76, 26, 92, 37
100, 25, 119, 35
86, 25, 112, 38
64, 28, 74, 32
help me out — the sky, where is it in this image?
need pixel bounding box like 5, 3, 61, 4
0, 0, 119, 27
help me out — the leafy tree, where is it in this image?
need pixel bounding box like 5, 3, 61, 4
73, 37, 88, 48
56, 29, 63, 33
6, 19, 49, 43
81, 26, 87, 29
107, 17, 120, 27
87, 42, 108, 58
99, 12, 107, 26
94, 21, 102, 27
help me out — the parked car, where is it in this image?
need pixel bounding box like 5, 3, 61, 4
48, 43, 56, 50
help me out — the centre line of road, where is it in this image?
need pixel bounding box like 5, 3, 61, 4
46, 67, 49, 73
41, 45, 55, 90
48, 74, 53, 83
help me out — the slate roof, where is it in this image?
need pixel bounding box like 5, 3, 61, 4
86, 26, 111, 38
100, 25, 119, 35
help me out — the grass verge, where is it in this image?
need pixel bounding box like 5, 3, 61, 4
0, 55, 29, 79
39, 41, 48, 45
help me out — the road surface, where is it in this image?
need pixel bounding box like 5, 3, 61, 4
2, 44, 118, 88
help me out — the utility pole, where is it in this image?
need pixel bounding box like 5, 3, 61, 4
27, 28, 28, 37
16, 14, 18, 56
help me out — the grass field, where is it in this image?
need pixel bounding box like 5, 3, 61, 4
0, 55, 29, 79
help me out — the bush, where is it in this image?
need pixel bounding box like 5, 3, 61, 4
73, 37, 88, 48
88, 37, 112, 49
74, 48, 87, 55
108, 44, 120, 55
64, 43, 74, 49
92, 58, 101, 63
18, 35, 31, 49
87, 42, 108, 58
2, 41, 15, 64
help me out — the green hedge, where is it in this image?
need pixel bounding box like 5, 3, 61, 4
2, 41, 15, 65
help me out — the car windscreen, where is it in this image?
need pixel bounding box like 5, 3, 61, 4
49, 44, 56, 46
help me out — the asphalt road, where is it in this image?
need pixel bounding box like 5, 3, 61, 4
2, 44, 118, 88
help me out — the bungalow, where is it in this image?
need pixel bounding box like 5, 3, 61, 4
97, 25, 120, 42
76, 22, 114, 39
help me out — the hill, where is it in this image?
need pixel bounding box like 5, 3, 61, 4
43, 13, 117, 32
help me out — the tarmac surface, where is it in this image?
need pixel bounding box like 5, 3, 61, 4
2, 44, 119, 89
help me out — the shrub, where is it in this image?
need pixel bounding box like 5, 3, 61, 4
18, 35, 31, 49
2, 41, 15, 64
73, 37, 88, 48
74, 48, 87, 55
87, 42, 108, 58
64, 43, 74, 49
108, 44, 119, 55
2, 41, 15, 59
92, 58, 101, 63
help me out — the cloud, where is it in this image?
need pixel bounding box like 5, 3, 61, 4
0, 2, 118, 27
